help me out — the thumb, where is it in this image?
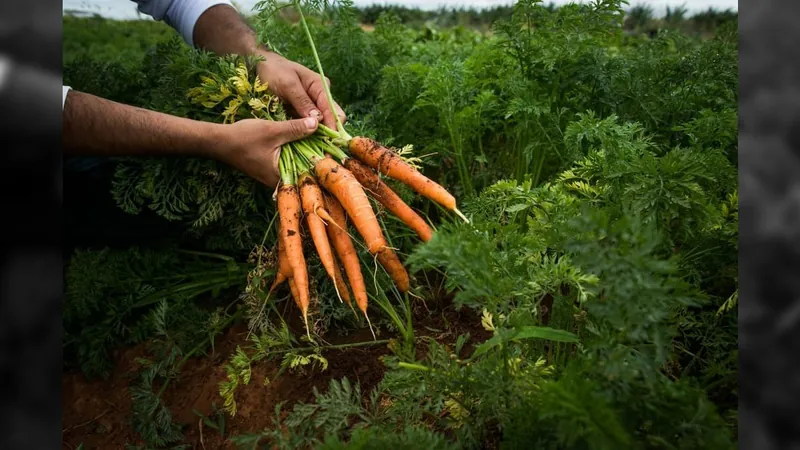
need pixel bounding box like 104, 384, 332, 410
272, 117, 319, 145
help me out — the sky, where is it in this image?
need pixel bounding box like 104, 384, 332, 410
63, 0, 738, 21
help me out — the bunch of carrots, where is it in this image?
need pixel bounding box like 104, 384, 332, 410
186, 1, 467, 339
269, 122, 467, 338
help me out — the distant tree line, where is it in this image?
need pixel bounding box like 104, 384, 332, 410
355, 4, 517, 28
354, 2, 737, 35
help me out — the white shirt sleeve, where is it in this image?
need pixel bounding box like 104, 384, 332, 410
62, 0, 236, 111
134, 0, 236, 47
63, 86, 71, 110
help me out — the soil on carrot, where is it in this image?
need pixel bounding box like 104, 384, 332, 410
62, 296, 489, 450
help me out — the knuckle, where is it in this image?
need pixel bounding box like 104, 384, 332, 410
290, 121, 304, 136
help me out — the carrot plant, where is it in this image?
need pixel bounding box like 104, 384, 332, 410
64, 246, 249, 379
63, 1, 738, 447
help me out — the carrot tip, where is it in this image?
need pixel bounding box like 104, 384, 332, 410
454, 208, 470, 224
408, 290, 423, 301
332, 281, 343, 304
364, 312, 376, 341
316, 208, 335, 225
303, 312, 312, 342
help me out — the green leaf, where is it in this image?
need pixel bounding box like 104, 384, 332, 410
471, 326, 579, 358
471, 335, 503, 359
512, 326, 580, 343
506, 203, 530, 213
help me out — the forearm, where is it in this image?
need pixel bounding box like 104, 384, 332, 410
62, 90, 223, 158
193, 4, 265, 57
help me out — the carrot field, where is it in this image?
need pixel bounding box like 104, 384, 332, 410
62, 1, 738, 448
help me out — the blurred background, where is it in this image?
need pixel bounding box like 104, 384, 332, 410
62, 0, 739, 20
0, 1, 62, 449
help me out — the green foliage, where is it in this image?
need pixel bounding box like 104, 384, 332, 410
218, 323, 296, 417
317, 425, 458, 450
129, 336, 188, 449
251, 178, 735, 447
127, 299, 241, 449
64, 1, 738, 447
63, 16, 176, 67
317, 2, 381, 107
64, 246, 247, 379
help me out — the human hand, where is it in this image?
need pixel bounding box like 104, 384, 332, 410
255, 50, 346, 130
214, 116, 320, 188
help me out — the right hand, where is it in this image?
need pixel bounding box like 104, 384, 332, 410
255, 51, 346, 129
213, 116, 320, 188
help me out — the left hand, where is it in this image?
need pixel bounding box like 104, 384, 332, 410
212, 116, 320, 189
256, 50, 346, 130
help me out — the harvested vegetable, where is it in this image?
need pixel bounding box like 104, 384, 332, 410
344, 158, 433, 242
212, 0, 467, 340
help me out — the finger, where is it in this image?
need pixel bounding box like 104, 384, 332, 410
283, 76, 323, 123
302, 73, 339, 129
313, 89, 338, 129
324, 77, 347, 124
334, 101, 347, 125
272, 116, 319, 145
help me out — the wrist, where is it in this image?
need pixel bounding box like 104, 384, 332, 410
254, 48, 285, 70
199, 122, 229, 161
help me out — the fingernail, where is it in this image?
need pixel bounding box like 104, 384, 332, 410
305, 117, 318, 129
309, 110, 322, 119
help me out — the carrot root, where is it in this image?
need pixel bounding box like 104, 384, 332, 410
343, 158, 434, 242
348, 137, 457, 212
453, 208, 470, 224
364, 312, 376, 341
376, 247, 411, 293
323, 191, 370, 315
315, 157, 388, 255
300, 174, 344, 304
278, 184, 309, 318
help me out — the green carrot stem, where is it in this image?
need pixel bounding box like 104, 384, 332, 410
293, 1, 351, 140
316, 123, 342, 140
287, 146, 301, 182
264, 338, 391, 357
279, 146, 295, 185
292, 143, 312, 174
397, 362, 430, 372
175, 249, 234, 261
316, 139, 349, 161
295, 140, 324, 164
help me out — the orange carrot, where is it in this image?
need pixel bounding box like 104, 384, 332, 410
288, 278, 312, 340
343, 158, 433, 242
349, 137, 456, 211
277, 184, 309, 325
288, 278, 301, 310
314, 157, 388, 255
376, 247, 410, 293
324, 192, 369, 316
270, 232, 293, 292
297, 173, 335, 224
299, 174, 344, 300
331, 255, 353, 307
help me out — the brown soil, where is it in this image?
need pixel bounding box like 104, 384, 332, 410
62, 296, 490, 450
